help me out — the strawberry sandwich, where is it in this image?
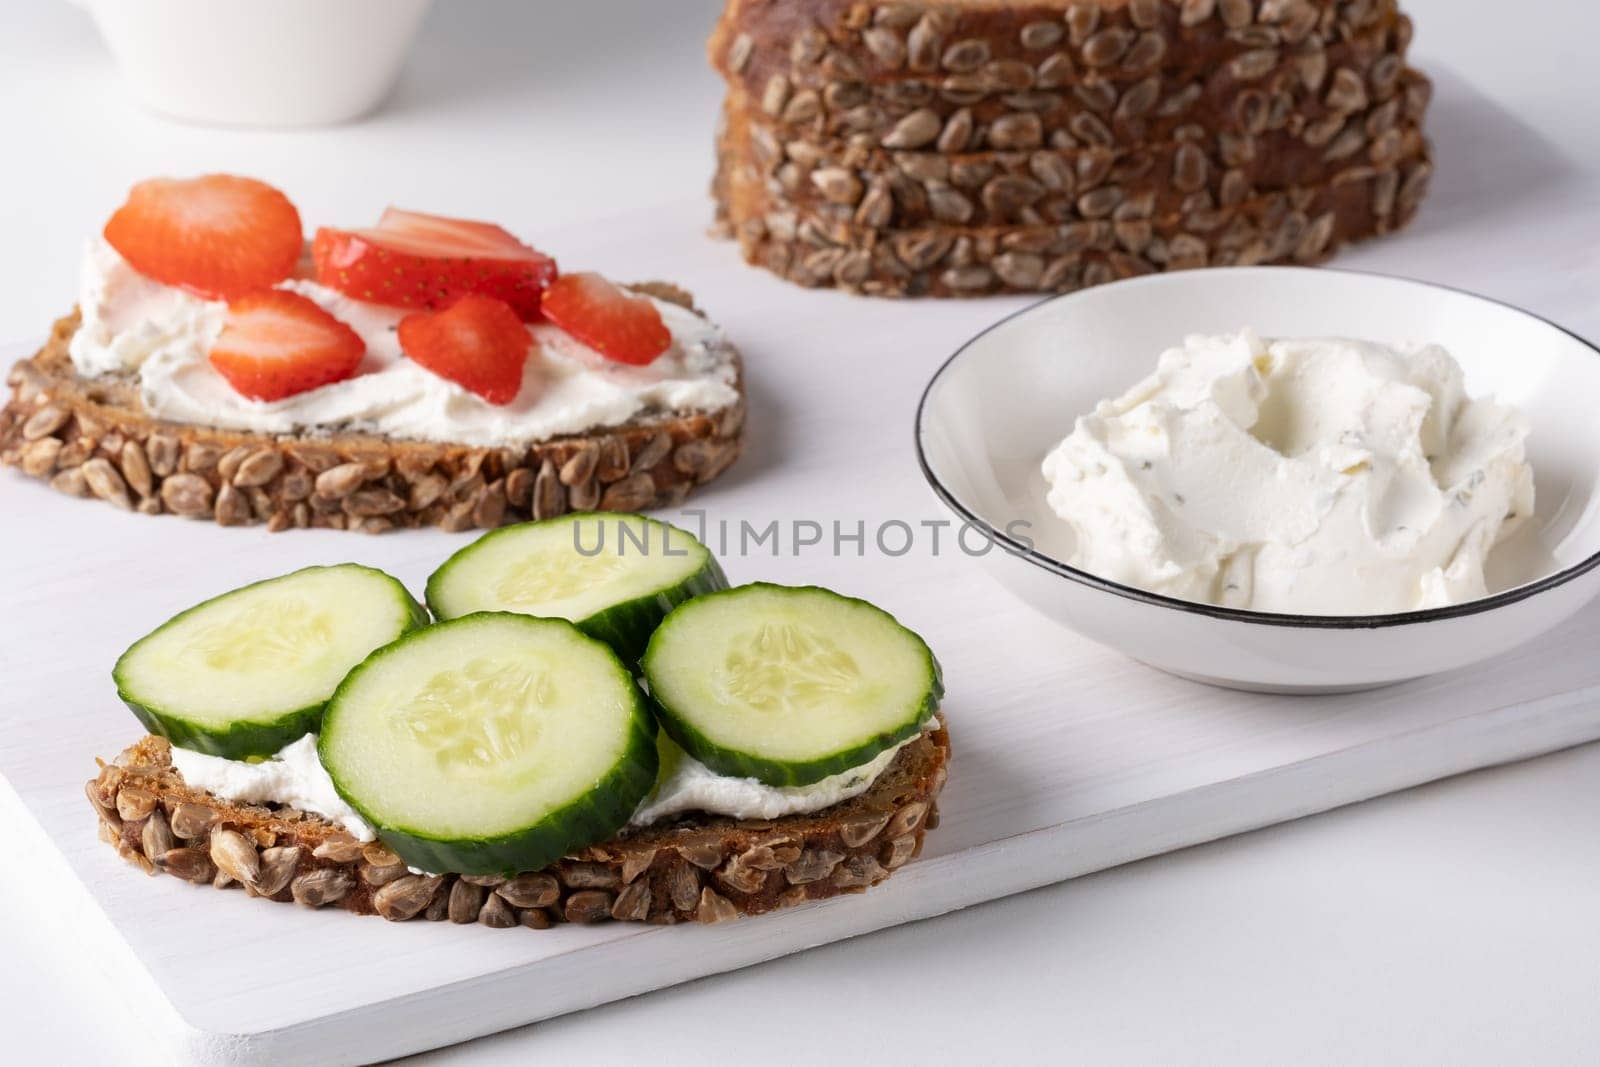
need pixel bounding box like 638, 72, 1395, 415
1, 174, 744, 532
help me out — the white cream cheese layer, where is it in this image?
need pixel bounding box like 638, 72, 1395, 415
1040, 330, 1535, 615
170, 735, 375, 842
68, 239, 739, 448
628, 733, 918, 828
169, 729, 918, 842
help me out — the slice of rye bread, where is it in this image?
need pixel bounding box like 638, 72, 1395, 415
0, 284, 745, 534
716, 14, 1412, 148
719, 96, 1430, 232
87, 719, 950, 927
717, 140, 1432, 296
708, 0, 1411, 105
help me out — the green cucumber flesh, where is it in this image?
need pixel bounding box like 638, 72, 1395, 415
641, 583, 942, 787
113, 564, 427, 760
319, 612, 657, 875
425, 512, 727, 663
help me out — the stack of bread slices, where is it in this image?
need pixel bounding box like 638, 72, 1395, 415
709, 0, 1433, 297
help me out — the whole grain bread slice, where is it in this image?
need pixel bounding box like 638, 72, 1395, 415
0, 284, 745, 534
87, 718, 950, 927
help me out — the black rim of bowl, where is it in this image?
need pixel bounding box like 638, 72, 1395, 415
912, 265, 1600, 631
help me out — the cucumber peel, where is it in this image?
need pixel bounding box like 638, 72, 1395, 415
319, 612, 658, 875
641, 583, 942, 787
426, 513, 727, 664
113, 564, 427, 760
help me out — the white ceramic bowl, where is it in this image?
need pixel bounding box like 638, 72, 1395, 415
84, 0, 433, 127
916, 267, 1600, 692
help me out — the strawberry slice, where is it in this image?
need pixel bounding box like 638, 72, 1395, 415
209, 290, 365, 402
103, 175, 303, 301
397, 294, 532, 405
312, 208, 557, 320
540, 273, 672, 366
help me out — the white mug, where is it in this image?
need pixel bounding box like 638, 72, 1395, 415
81, 0, 435, 127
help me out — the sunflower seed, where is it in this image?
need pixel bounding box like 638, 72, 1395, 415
832, 855, 885, 889
717, 857, 768, 895
1082, 27, 1133, 67
907, 13, 944, 71
941, 38, 989, 72
992, 114, 1043, 150
1067, 4, 1101, 44
375, 874, 444, 921
785, 848, 845, 885
782, 89, 820, 124
1036, 53, 1076, 89
447, 879, 485, 923
1219, 0, 1254, 28
209, 829, 260, 887
18, 437, 59, 477
288, 868, 352, 908
1326, 67, 1368, 112
497, 872, 560, 908
1020, 20, 1063, 49
1373, 168, 1400, 217
81, 457, 131, 509
612, 881, 652, 922
887, 801, 929, 838
161, 847, 215, 884
1323, 126, 1366, 161
761, 74, 790, 118
116, 786, 157, 822
156, 470, 209, 518
697, 887, 739, 924
1230, 48, 1280, 80
256, 846, 301, 897
170, 803, 217, 840
566, 890, 615, 924
1123, 31, 1166, 72
21, 405, 67, 441
666, 864, 701, 912
863, 26, 906, 69
1399, 161, 1432, 213
140, 809, 174, 860
883, 835, 919, 870
791, 25, 826, 66
311, 837, 364, 863
882, 108, 941, 149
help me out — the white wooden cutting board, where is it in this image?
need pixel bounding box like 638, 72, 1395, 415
4, 152, 1599, 1064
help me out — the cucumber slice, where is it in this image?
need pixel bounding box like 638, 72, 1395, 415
113, 565, 427, 760
425, 513, 727, 663
641, 583, 942, 787
319, 613, 657, 875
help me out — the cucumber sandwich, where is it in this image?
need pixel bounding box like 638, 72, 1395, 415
90, 515, 950, 925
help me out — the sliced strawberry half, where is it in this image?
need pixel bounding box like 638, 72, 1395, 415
397, 294, 532, 406
209, 290, 365, 402
540, 273, 672, 366
103, 175, 303, 301
312, 208, 557, 320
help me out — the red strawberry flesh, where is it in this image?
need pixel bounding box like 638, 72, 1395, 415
103, 175, 303, 301
208, 290, 365, 402
540, 272, 672, 366
397, 294, 532, 406
313, 208, 556, 320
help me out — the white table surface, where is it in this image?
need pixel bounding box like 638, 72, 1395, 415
3, 0, 1599, 1063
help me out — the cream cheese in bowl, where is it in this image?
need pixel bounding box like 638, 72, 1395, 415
915, 267, 1600, 692
1041, 330, 1535, 615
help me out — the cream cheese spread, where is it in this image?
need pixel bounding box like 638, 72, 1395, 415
168, 728, 919, 841
1041, 329, 1535, 614
628, 732, 919, 828
169, 735, 375, 842
68, 239, 740, 448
